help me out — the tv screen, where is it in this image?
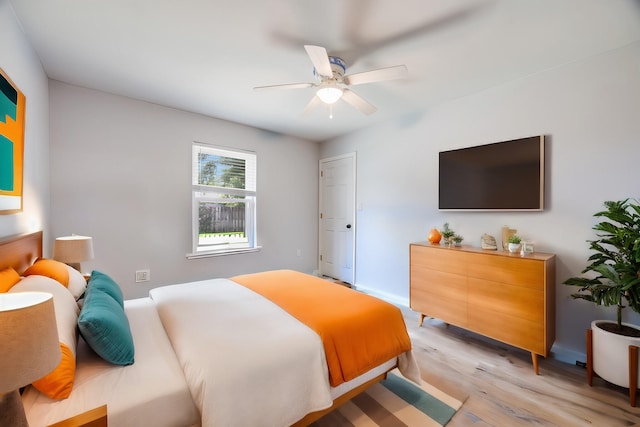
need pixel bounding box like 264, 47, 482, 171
438, 136, 545, 211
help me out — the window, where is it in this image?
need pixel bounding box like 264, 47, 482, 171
190, 143, 257, 257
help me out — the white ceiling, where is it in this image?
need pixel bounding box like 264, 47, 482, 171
9, 0, 640, 142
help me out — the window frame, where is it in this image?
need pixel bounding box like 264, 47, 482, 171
187, 142, 259, 258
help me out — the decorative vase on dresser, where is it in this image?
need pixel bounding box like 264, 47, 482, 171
427, 228, 442, 244
409, 242, 556, 374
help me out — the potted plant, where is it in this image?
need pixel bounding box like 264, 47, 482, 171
452, 234, 464, 247
563, 199, 640, 388
441, 223, 455, 247
507, 235, 521, 253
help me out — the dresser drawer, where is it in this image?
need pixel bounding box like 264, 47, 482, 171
410, 245, 471, 274
468, 306, 546, 355
411, 285, 468, 327
410, 267, 467, 327
467, 253, 545, 290
468, 277, 544, 323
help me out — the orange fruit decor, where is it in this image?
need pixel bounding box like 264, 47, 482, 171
428, 228, 442, 244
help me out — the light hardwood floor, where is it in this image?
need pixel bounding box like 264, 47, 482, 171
402, 307, 640, 426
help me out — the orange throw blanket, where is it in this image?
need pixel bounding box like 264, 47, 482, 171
231, 270, 412, 387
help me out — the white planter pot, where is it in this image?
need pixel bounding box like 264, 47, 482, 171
508, 243, 520, 253
592, 320, 640, 387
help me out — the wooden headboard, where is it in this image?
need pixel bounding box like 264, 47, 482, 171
0, 231, 43, 274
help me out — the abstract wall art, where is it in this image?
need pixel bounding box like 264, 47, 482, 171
0, 67, 25, 214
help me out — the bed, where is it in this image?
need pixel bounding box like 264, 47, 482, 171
0, 231, 419, 427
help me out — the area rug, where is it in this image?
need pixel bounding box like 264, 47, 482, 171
311, 371, 465, 426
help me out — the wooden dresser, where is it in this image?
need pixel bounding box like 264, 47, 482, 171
409, 242, 556, 374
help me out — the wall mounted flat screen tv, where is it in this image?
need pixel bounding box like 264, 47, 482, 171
439, 135, 545, 211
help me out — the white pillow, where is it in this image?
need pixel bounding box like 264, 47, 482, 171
65, 265, 87, 300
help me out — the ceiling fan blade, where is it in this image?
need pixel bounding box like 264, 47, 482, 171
343, 65, 408, 86
341, 89, 377, 115
304, 45, 333, 78
333, 4, 487, 64
254, 82, 314, 91
302, 95, 322, 116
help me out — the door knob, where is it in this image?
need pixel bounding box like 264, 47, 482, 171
346, 224, 352, 229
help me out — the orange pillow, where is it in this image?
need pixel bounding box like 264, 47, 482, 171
32, 343, 75, 399
0, 267, 21, 292
23, 259, 70, 287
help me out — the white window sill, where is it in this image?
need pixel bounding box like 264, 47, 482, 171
186, 246, 262, 259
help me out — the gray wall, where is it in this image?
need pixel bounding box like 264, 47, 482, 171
49, 81, 320, 299
320, 41, 640, 363
0, 1, 50, 241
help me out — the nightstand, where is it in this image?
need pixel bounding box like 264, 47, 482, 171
47, 405, 107, 427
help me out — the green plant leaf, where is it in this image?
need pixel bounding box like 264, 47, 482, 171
562, 198, 640, 326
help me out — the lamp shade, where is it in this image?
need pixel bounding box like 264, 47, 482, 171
0, 292, 61, 392
53, 235, 94, 264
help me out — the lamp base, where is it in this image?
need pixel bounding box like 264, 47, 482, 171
0, 390, 29, 427
66, 262, 82, 272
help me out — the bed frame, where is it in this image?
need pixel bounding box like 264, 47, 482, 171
2, 231, 391, 427
292, 372, 388, 426
0, 231, 42, 273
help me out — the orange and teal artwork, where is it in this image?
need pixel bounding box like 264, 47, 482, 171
0, 67, 25, 214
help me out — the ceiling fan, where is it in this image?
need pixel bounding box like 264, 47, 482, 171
254, 45, 408, 116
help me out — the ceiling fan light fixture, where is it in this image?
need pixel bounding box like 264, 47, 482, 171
316, 85, 343, 104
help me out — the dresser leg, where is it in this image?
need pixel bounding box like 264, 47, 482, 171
531, 353, 539, 375
419, 314, 426, 327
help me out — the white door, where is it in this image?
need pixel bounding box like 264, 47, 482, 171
319, 153, 355, 284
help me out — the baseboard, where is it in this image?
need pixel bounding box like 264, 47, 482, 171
550, 344, 586, 367
351, 283, 409, 308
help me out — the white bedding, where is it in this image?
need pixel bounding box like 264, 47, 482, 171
150, 278, 334, 427
22, 276, 419, 427
22, 298, 200, 427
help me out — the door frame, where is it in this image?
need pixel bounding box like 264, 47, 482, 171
318, 152, 356, 284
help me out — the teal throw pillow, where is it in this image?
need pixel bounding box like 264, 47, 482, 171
88, 270, 124, 307
78, 287, 134, 365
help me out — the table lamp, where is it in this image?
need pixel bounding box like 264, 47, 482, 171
53, 235, 94, 272
0, 292, 61, 427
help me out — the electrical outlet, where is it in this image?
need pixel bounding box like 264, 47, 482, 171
135, 269, 150, 283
